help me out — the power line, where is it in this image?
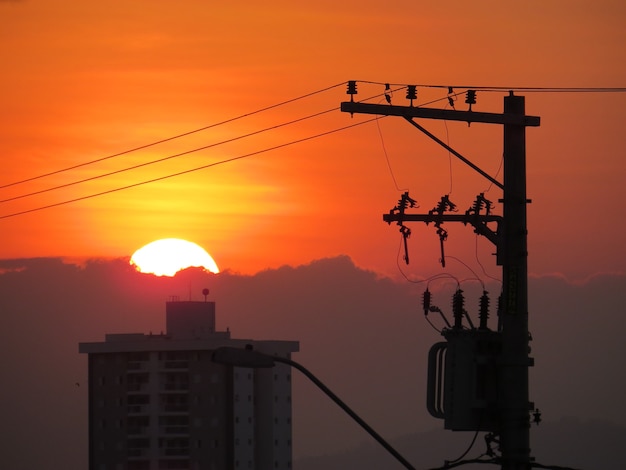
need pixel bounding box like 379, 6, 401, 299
3, 87, 401, 204
0, 106, 339, 204
0, 117, 379, 220
0, 81, 348, 190
354, 81, 626, 93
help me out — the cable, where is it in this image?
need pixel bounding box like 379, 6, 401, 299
474, 235, 501, 284
373, 86, 408, 192
483, 153, 504, 194
1, 106, 340, 203
3, 85, 398, 204
443, 118, 453, 195
375, 116, 407, 192
0, 117, 380, 220
531, 463, 584, 470
0, 81, 347, 190
446, 255, 485, 290
426, 457, 500, 469
445, 430, 480, 465
353, 81, 626, 93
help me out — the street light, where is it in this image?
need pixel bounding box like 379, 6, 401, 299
212, 346, 417, 470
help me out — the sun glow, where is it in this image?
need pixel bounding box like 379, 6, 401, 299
130, 239, 220, 276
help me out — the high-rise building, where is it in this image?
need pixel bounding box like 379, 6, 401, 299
79, 299, 299, 470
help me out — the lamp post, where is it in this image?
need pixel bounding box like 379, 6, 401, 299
212, 346, 417, 470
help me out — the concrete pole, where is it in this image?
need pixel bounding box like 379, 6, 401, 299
500, 93, 532, 469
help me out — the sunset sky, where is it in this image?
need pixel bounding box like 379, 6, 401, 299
1, 0, 625, 281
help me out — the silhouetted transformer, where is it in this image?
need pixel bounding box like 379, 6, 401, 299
427, 328, 502, 432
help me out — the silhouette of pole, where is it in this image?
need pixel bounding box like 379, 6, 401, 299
499, 93, 531, 470
212, 347, 417, 470
342, 88, 539, 470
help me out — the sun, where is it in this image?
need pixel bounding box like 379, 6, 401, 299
130, 239, 220, 276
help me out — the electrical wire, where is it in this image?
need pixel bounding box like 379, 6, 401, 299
0, 81, 348, 190
353, 81, 626, 93
531, 463, 584, 470
373, 86, 408, 192
1, 106, 340, 204
483, 153, 504, 194
474, 235, 502, 284
426, 457, 500, 469
445, 430, 481, 465
446, 255, 485, 290
3, 85, 398, 205
376, 115, 407, 192
0, 117, 380, 220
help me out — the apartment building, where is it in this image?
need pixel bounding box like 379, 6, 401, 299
79, 299, 299, 470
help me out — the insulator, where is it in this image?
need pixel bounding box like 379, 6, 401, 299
406, 85, 417, 102
447, 87, 456, 107
465, 90, 476, 105
347, 81, 358, 95
423, 289, 431, 315
479, 291, 490, 329
452, 288, 465, 329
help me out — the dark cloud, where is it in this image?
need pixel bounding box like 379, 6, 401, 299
0, 256, 624, 468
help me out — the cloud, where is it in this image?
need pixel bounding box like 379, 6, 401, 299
0, 256, 623, 468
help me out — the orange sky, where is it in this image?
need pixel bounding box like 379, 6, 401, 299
1, 0, 625, 281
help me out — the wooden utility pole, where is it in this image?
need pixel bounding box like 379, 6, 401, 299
341, 86, 539, 469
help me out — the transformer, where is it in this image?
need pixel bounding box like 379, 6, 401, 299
427, 329, 501, 432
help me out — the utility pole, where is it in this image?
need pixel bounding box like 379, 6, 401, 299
341, 83, 540, 469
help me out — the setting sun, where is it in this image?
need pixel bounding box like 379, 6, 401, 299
130, 239, 220, 276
